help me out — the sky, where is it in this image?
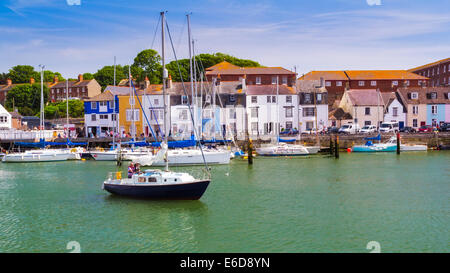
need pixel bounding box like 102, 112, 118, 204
1, 0, 449, 78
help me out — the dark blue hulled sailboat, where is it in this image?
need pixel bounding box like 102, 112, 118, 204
103, 12, 211, 200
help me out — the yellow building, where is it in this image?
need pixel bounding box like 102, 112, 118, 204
118, 94, 144, 137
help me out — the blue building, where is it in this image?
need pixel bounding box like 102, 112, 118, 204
84, 91, 119, 137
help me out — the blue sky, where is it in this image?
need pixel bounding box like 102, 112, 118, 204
1, 0, 449, 78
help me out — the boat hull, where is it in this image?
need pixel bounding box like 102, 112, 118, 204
305, 146, 321, 154
352, 145, 397, 152
103, 180, 210, 200
152, 151, 230, 166
256, 145, 309, 156
401, 145, 427, 151
2, 152, 71, 162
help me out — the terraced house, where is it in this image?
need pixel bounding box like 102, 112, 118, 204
397, 87, 450, 129
298, 70, 429, 105
49, 74, 101, 102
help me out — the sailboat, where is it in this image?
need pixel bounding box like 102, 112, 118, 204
103, 12, 211, 199
255, 76, 312, 156
2, 65, 71, 163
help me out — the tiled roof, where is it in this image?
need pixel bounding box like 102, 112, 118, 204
397, 87, 450, 105
408, 57, 450, 72
346, 89, 383, 106
299, 71, 348, 81
206, 67, 295, 76
329, 108, 352, 120
205, 61, 240, 71
246, 85, 296, 95
299, 70, 428, 81
51, 79, 94, 88
84, 91, 114, 102
9, 111, 23, 119
345, 70, 428, 80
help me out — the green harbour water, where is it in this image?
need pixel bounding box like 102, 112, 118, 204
0, 151, 448, 253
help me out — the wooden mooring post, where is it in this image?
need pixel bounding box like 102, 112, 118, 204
396, 132, 400, 155
329, 136, 334, 156
247, 138, 254, 165
334, 135, 339, 159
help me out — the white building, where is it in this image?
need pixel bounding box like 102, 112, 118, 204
246, 84, 298, 138
382, 92, 406, 128
0, 104, 12, 129
298, 88, 329, 132
141, 92, 170, 139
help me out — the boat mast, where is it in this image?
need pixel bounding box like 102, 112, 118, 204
129, 66, 135, 140
39, 64, 45, 140
276, 75, 279, 144
66, 79, 69, 139
187, 14, 195, 139
161, 11, 169, 172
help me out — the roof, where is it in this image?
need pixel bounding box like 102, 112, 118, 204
345, 70, 428, 80
84, 91, 114, 102
298, 70, 428, 81
397, 87, 450, 105
408, 57, 450, 72
205, 61, 240, 71
50, 79, 95, 89
246, 85, 296, 96
345, 89, 383, 106
299, 71, 348, 81
9, 111, 22, 118
329, 108, 352, 120
206, 67, 295, 76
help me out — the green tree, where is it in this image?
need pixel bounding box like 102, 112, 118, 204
43, 100, 84, 119
82, 73, 94, 80
8, 65, 39, 83
5, 83, 49, 115
93, 65, 126, 90
0, 72, 8, 84
43, 70, 65, 83
132, 49, 162, 83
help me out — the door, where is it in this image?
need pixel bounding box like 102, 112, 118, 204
399, 121, 404, 129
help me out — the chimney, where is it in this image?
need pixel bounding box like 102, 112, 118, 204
6, 78, 12, 86
30, 78, 35, 84
53, 75, 58, 84
168, 74, 173, 89
241, 74, 246, 90
78, 74, 83, 82
144, 76, 150, 89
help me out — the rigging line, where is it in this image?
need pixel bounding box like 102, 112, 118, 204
165, 17, 210, 176
175, 18, 187, 55
130, 80, 158, 142
143, 92, 163, 138
150, 15, 161, 50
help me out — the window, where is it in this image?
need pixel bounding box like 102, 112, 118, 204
179, 109, 188, 120
336, 81, 342, 87
282, 76, 288, 85
109, 100, 115, 109
358, 81, 365, 86
251, 122, 258, 131
412, 105, 418, 115
91, 114, 96, 121
392, 81, 398, 86
229, 94, 236, 102
272, 96, 276, 103
229, 108, 236, 119
154, 99, 159, 105
325, 81, 331, 87
317, 93, 322, 101
251, 108, 258, 118
431, 105, 438, 115
405, 80, 410, 86
99, 114, 108, 120
371, 81, 377, 86
91, 102, 97, 109
285, 107, 293, 118
126, 109, 140, 121
411, 92, 418, 99
251, 96, 257, 103
151, 110, 163, 121
430, 92, 437, 99
0, 116, 7, 123
445, 65, 447, 73
267, 96, 271, 103
413, 119, 418, 128
304, 93, 311, 103
393, 107, 398, 117
365, 107, 370, 115
182, 96, 188, 104
99, 101, 107, 107
286, 121, 293, 129
256, 77, 261, 85
111, 114, 116, 121
364, 121, 371, 126
286, 95, 292, 103
306, 121, 314, 130
303, 107, 315, 117
437, 67, 439, 74
272, 77, 277, 85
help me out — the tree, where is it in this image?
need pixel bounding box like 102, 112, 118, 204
82, 73, 94, 80
0, 72, 8, 84
5, 83, 49, 115
8, 65, 39, 83
43, 100, 84, 119
93, 65, 126, 90
132, 49, 162, 83
43, 70, 65, 82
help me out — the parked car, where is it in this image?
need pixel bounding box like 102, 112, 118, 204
338, 124, 360, 134
379, 122, 399, 133
399, 126, 416, 133
327, 126, 340, 134
418, 125, 433, 132
438, 122, 450, 132
302, 128, 317, 135
359, 125, 377, 134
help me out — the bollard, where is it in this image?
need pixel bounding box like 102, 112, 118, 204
248, 138, 254, 165
396, 132, 400, 155
335, 135, 339, 159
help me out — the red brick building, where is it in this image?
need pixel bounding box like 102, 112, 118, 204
49, 74, 101, 102
408, 57, 450, 87
298, 70, 429, 105
205, 61, 296, 87
0, 78, 44, 105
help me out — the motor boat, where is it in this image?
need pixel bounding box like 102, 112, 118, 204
352, 136, 397, 152
256, 143, 309, 156
2, 149, 71, 162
